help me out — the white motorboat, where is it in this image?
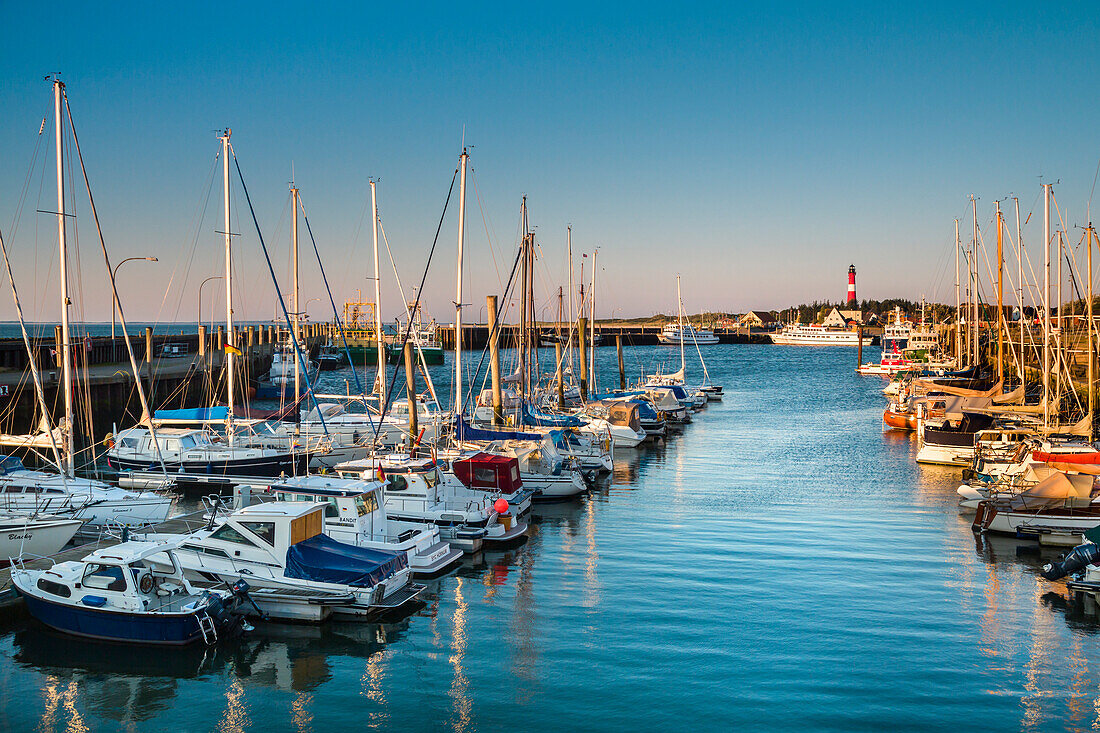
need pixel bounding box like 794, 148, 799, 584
658, 323, 719, 345
448, 441, 587, 501
0, 513, 84, 564
580, 402, 647, 449
141, 501, 424, 622
11, 539, 252, 645
249, 474, 463, 577
0, 456, 172, 533
334, 453, 529, 552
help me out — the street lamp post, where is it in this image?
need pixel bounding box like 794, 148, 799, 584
112, 257, 158, 339
198, 275, 225, 330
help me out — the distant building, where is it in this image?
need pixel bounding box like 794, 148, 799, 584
739, 311, 779, 328
822, 307, 864, 328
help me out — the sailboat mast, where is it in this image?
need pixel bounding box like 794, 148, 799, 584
371, 180, 385, 404
291, 182, 300, 406
1015, 197, 1023, 370
971, 196, 979, 368
1042, 183, 1051, 428
1057, 230, 1063, 411
677, 275, 685, 374
954, 219, 961, 366
454, 150, 468, 417
221, 130, 236, 444
589, 249, 597, 389
566, 225, 573, 372
53, 79, 75, 475
996, 201, 1003, 383
1088, 223, 1095, 430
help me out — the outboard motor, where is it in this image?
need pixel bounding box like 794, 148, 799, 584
1041, 543, 1100, 580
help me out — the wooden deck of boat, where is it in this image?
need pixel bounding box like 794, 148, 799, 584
0, 509, 210, 620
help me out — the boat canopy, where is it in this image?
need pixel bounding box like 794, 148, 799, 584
0, 455, 26, 474
522, 403, 584, 428
606, 402, 641, 431
626, 399, 660, 421
451, 452, 523, 493
284, 533, 407, 587
154, 406, 230, 422
455, 416, 541, 442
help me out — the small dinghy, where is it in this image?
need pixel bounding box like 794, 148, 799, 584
11, 540, 254, 645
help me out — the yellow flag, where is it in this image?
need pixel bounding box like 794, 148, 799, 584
223, 344, 242, 356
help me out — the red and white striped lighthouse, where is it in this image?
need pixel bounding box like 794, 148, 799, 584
847, 265, 857, 305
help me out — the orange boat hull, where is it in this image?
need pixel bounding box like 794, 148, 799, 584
883, 406, 917, 431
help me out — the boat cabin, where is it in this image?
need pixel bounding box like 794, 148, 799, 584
451, 453, 522, 493
32, 541, 204, 614
264, 476, 402, 543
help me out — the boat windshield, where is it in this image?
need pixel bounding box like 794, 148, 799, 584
0, 456, 26, 474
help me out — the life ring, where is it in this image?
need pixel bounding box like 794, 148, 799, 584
139, 573, 155, 594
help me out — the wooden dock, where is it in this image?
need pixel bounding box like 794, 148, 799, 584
0, 509, 211, 622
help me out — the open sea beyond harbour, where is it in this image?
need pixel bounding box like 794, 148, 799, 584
1, 343, 1098, 731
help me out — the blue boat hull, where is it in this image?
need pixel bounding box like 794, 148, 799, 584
19, 592, 206, 646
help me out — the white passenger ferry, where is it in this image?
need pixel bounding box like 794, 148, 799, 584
770, 324, 873, 346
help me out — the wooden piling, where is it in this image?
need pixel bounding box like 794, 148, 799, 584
555, 341, 565, 409
145, 327, 155, 397
578, 316, 589, 402
617, 334, 625, 391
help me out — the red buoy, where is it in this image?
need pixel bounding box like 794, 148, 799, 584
494, 498, 509, 514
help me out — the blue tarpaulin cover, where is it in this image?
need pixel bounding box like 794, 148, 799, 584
284, 533, 407, 588
456, 416, 543, 442
521, 403, 584, 428
627, 399, 660, 421
154, 406, 231, 421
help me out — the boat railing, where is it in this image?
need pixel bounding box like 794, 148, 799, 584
7, 552, 55, 572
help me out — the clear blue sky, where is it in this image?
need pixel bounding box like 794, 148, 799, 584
2, 2, 1098, 323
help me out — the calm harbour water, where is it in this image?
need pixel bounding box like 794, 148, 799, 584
1, 343, 1096, 731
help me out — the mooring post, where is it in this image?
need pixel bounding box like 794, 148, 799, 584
578, 316, 589, 402
555, 341, 565, 409
198, 325, 206, 358
617, 333, 626, 391
145, 327, 154, 397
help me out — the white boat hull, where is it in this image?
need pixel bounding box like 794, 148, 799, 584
0, 517, 83, 563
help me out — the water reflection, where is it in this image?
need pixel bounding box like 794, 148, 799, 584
448, 577, 471, 733
11, 620, 411, 728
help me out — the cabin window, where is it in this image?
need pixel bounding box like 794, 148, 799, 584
388, 476, 408, 492
82, 564, 128, 592
355, 492, 378, 516
239, 521, 276, 546
424, 469, 439, 488
120, 437, 139, 449
474, 468, 496, 485
209, 524, 257, 547
37, 578, 71, 597
183, 544, 229, 558
180, 436, 197, 449
164, 440, 181, 452
511, 466, 519, 482
324, 499, 340, 518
